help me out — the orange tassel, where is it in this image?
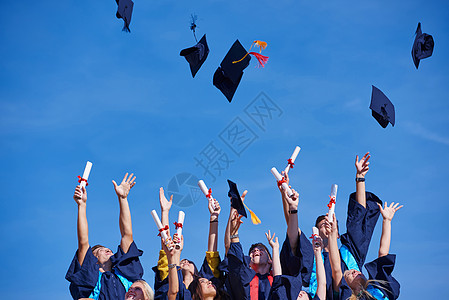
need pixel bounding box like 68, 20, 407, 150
243, 203, 261, 225
249, 52, 269, 67
254, 40, 267, 52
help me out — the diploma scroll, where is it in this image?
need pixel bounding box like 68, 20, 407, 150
311, 226, 320, 248
284, 146, 301, 174
78, 161, 92, 188
327, 184, 338, 222
198, 180, 216, 210
151, 209, 173, 251
174, 211, 185, 250
271, 167, 293, 197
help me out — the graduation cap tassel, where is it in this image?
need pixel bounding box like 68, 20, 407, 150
243, 203, 261, 225
250, 52, 269, 67
190, 14, 198, 42
254, 40, 267, 52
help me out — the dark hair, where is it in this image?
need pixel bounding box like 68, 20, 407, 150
188, 277, 230, 300
248, 243, 272, 261
181, 259, 199, 277
315, 215, 339, 233
91, 244, 105, 253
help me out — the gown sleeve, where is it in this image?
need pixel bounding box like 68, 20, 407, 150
110, 241, 144, 282
65, 247, 99, 300
279, 232, 314, 285
227, 242, 255, 300
340, 192, 382, 270
365, 254, 400, 300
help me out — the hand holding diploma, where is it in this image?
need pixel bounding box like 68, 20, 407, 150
271, 167, 293, 197
151, 209, 173, 251
198, 180, 216, 210
310, 226, 322, 248
173, 211, 185, 250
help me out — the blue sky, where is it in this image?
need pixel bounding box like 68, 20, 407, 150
1, 0, 448, 298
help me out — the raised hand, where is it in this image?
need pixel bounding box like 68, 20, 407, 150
230, 209, 244, 236
73, 185, 87, 206
162, 235, 176, 257
378, 202, 403, 221
284, 187, 299, 210
324, 213, 337, 236
209, 197, 221, 219
112, 172, 136, 199
159, 187, 173, 212
355, 152, 370, 178
313, 235, 324, 252
265, 230, 279, 250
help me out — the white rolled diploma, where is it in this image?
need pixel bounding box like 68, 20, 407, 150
284, 146, 301, 173
79, 161, 92, 188
198, 180, 216, 210
271, 167, 293, 197
327, 184, 338, 222
174, 211, 185, 250
151, 210, 173, 251
312, 226, 320, 247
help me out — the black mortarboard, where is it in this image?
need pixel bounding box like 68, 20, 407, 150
180, 34, 210, 78
116, 0, 134, 32
227, 179, 247, 218
213, 40, 251, 102
411, 22, 434, 69
369, 85, 395, 128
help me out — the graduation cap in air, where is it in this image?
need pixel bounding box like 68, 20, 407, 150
180, 15, 210, 78
180, 35, 210, 78
228, 179, 247, 218
411, 22, 434, 69
213, 40, 251, 102
116, 0, 134, 32
370, 85, 395, 128
227, 179, 261, 224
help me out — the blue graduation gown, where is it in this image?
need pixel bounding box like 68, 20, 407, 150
152, 265, 192, 300
279, 232, 314, 286
309, 192, 382, 300
227, 242, 272, 300
65, 241, 143, 300
268, 275, 322, 300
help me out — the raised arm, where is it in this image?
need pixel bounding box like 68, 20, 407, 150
208, 197, 221, 252
74, 185, 89, 266
113, 172, 136, 253
162, 235, 181, 300
280, 171, 290, 225
266, 230, 281, 276
159, 187, 173, 248
225, 190, 246, 255
355, 152, 370, 208
284, 187, 301, 254
325, 214, 342, 291
313, 235, 326, 300
377, 202, 403, 257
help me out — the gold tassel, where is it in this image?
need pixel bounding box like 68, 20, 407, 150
243, 203, 261, 225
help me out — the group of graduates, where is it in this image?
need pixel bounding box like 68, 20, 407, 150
66, 152, 402, 300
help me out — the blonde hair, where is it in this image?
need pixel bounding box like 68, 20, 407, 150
134, 279, 154, 300
348, 278, 390, 300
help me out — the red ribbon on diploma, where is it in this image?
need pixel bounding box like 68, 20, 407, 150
327, 196, 336, 209
206, 188, 212, 199
77, 176, 88, 186
157, 225, 169, 237
310, 233, 319, 240
287, 158, 295, 168
277, 177, 287, 188
174, 222, 183, 229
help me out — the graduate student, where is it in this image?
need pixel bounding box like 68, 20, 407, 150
225, 186, 274, 300
266, 229, 326, 300
66, 173, 144, 300
306, 153, 383, 300
153, 188, 225, 300
326, 200, 402, 300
